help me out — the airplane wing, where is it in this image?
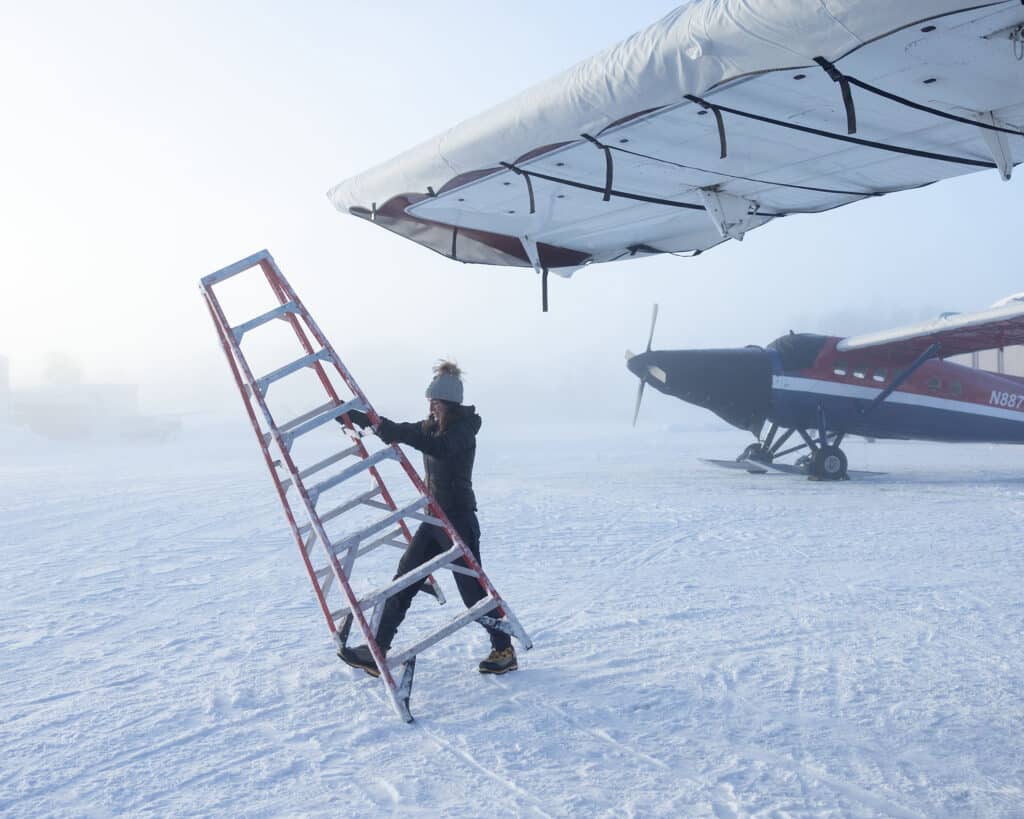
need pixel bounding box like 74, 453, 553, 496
836, 296, 1024, 359
328, 1, 1024, 276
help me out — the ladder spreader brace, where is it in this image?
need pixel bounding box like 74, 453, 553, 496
199, 249, 532, 722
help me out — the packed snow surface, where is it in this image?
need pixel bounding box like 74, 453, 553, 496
2, 422, 1023, 817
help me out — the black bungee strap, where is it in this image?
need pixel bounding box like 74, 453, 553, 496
499, 162, 537, 214
813, 57, 857, 134
581, 133, 615, 201
607, 143, 880, 198
683, 95, 728, 158
814, 55, 1024, 138
450, 226, 458, 259
495, 162, 787, 217
513, 166, 707, 211
684, 93, 996, 169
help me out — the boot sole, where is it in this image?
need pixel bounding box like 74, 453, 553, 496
338, 651, 381, 678
478, 663, 518, 675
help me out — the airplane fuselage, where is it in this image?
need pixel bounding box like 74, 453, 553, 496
628, 334, 1024, 444
771, 337, 1024, 443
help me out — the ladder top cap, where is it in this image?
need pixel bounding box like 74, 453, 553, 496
201, 249, 274, 287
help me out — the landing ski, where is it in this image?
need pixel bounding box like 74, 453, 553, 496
701, 458, 886, 478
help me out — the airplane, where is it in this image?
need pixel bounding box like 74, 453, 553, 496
625, 295, 1024, 479
329, 2, 1024, 309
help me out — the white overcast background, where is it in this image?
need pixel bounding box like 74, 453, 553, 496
3, 0, 1022, 426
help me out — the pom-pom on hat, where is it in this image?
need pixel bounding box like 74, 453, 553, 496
425, 360, 464, 404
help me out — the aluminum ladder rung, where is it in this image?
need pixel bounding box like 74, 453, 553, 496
333, 498, 430, 557
447, 562, 478, 578
308, 446, 397, 504
406, 511, 445, 527
201, 249, 270, 286
282, 443, 361, 492
351, 528, 475, 572
298, 487, 383, 536
263, 400, 334, 444
315, 564, 335, 595
386, 598, 498, 669
330, 544, 462, 622
352, 527, 407, 559
278, 398, 366, 450
231, 301, 299, 342
255, 348, 332, 396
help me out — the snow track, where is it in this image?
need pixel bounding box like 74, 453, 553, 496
2, 425, 1023, 816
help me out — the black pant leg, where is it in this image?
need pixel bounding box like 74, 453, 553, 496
374, 523, 445, 652
375, 514, 511, 653
449, 512, 511, 651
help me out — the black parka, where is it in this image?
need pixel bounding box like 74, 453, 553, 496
382, 405, 481, 517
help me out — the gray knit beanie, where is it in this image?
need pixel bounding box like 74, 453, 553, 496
425, 360, 463, 403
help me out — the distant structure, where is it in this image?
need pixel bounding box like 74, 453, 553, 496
951, 293, 1024, 377
961, 346, 1024, 377
3, 356, 179, 442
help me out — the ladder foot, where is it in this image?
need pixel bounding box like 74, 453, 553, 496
399, 700, 414, 724
392, 657, 416, 722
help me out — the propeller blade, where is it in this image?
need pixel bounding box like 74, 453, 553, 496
646, 303, 659, 352
632, 378, 646, 427
624, 348, 636, 362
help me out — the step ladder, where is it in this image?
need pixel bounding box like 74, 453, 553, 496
199, 249, 532, 722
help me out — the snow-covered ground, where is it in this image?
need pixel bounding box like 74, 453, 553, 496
2, 421, 1023, 817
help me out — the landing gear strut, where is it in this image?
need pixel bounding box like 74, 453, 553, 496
738, 442, 772, 465
737, 417, 849, 480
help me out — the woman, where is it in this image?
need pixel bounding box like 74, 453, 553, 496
338, 361, 516, 675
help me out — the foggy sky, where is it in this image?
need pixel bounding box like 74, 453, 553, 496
3, 1, 1022, 428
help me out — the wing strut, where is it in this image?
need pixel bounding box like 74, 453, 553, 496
858, 342, 942, 419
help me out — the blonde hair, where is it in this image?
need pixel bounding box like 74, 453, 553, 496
433, 359, 462, 378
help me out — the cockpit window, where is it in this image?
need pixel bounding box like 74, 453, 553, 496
767, 333, 830, 371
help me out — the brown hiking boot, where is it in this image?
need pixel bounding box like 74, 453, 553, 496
338, 644, 381, 678
478, 646, 517, 675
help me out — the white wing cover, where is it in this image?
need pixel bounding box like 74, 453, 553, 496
329, 1, 1024, 273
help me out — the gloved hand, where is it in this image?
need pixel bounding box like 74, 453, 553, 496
376, 418, 399, 444
340, 409, 371, 429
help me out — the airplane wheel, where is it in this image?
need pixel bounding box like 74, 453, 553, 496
738, 443, 772, 464
811, 445, 847, 481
